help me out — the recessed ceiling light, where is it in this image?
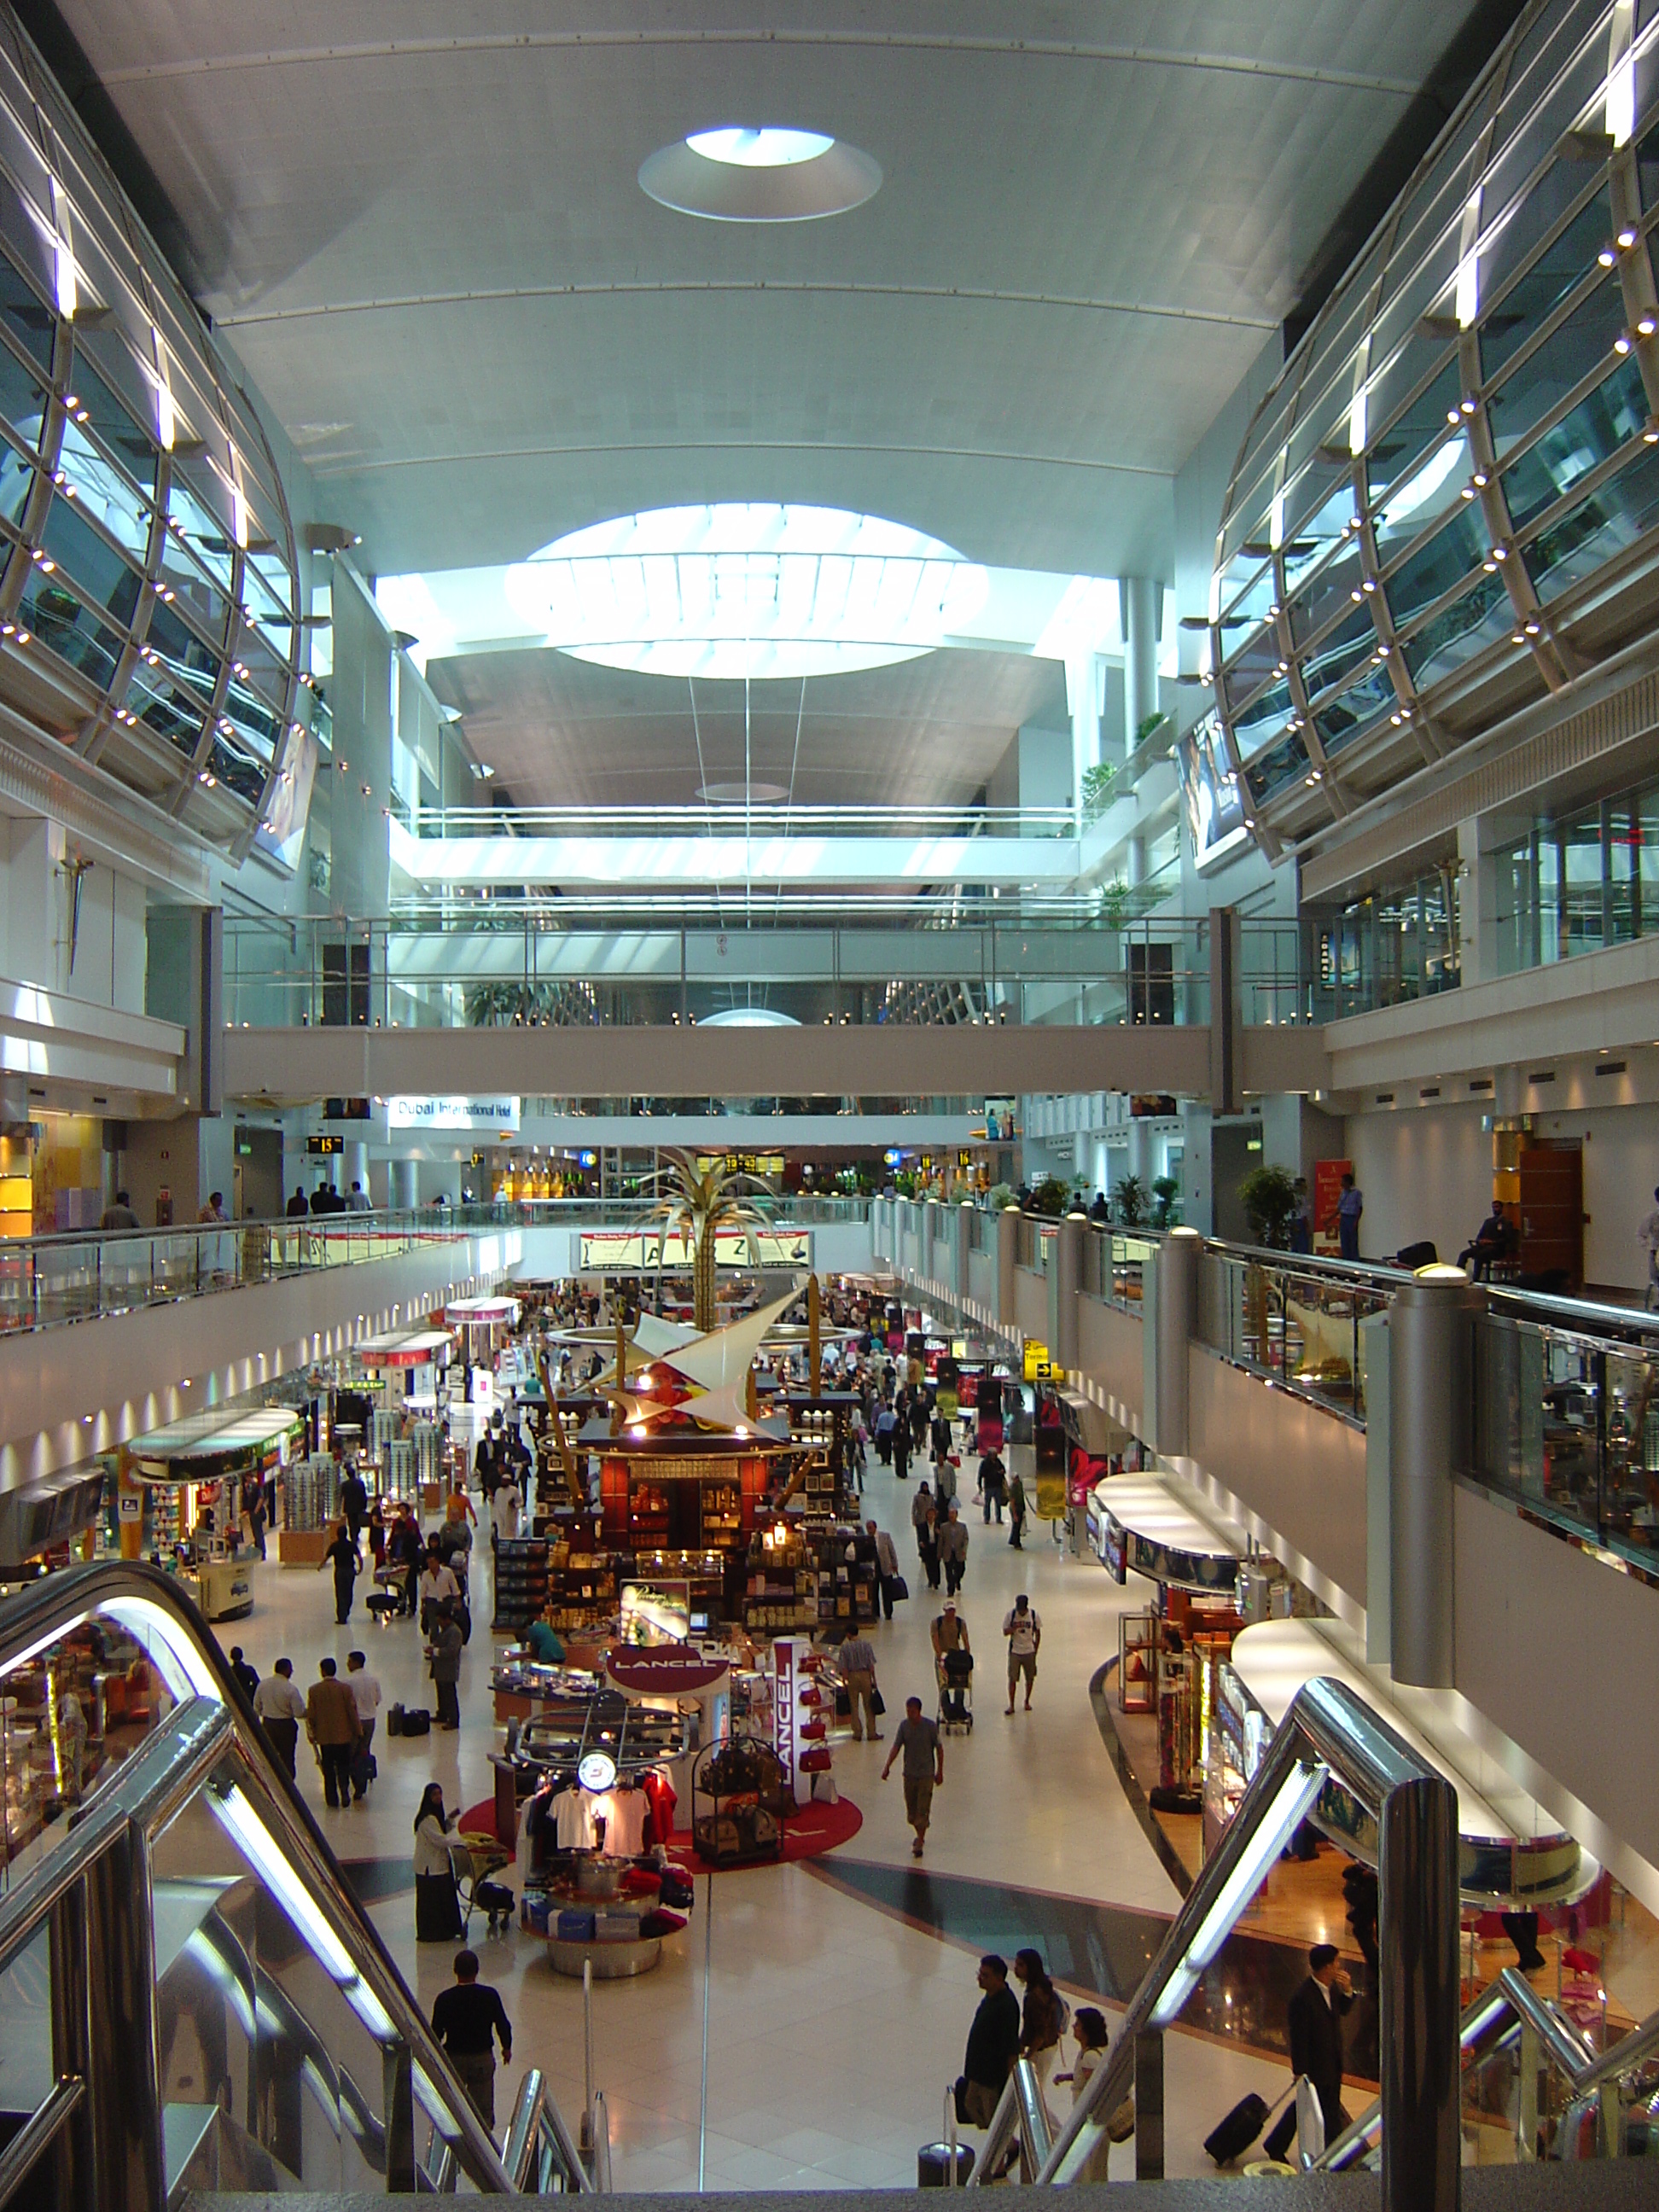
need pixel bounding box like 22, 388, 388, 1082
687, 127, 833, 168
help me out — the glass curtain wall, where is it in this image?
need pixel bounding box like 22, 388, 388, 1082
1211, 0, 1659, 860
0, 15, 306, 857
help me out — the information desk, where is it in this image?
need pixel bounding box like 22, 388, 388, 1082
189, 1557, 253, 1621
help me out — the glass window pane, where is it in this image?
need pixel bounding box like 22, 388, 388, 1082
157, 529, 230, 647
1318, 662, 1398, 757
1302, 598, 1377, 702
1243, 725, 1310, 804
1529, 442, 1659, 603
1372, 427, 1474, 565
1220, 625, 1282, 714
1384, 500, 1489, 629
1401, 567, 1512, 690
166, 469, 236, 594
0, 334, 46, 461
67, 355, 159, 500
1480, 190, 1612, 382
1487, 276, 1628, 470
1502, 355, 1645, 531
57, 420, 153, 562
1283, 479, 1356, 597
0, 239, 55, 370
1289, 537, 1362, 650
1367, 357, 1464, 517
21, 569, 125, 690
129, 660, 207, 759
40, 493, 143, 625
1230, 677, 1293, 757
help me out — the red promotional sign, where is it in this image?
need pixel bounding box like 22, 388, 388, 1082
607, 1641, 729, 1696
1313, 1159, 1352, 1255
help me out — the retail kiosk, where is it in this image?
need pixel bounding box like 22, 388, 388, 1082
123, 1406, 302, 1615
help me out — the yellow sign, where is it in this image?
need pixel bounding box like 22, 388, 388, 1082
1023, 1340, 1052, 1381
1034, 1474, 1068, 1521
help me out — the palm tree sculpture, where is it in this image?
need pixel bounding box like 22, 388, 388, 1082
643, 1148, 776, 1334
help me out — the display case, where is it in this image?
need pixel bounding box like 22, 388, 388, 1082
492, 1536, 551, 1633
691, 1737, 787, 1866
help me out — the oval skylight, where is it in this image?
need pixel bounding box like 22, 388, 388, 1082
686, 127, 834, 168
640, 133, 881, 223
504, 503, 989, 682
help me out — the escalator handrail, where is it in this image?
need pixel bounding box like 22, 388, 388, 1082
1030, 1675, 1452, 2185
0, 1562, 524, 2194
504, 2065, 592, 2193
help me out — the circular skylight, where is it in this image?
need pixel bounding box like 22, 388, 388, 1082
686, 127, 834, 168
640, 133, 881, 223
505, 504, 987, 681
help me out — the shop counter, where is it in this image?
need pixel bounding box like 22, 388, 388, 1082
1087, 1474, 1248, 1592
277, 1529, 330, 1567
1230, 1618, 1591, 1905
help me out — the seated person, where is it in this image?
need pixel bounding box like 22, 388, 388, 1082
1458, 1201, 1511, 1280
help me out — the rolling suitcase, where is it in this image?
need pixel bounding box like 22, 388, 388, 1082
1204, 2077, 1296, 2168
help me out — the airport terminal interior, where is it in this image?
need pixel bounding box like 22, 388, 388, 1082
9, 0, 1659, 2205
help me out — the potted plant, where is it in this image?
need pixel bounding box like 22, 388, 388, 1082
1028, 1176, 1070, 1218
1081, 763, 1116, 824
1151, 1174, 1180, 1230
1114, 1173, 1148, 1228
1237, 1164, 1304, 1250
987, 1182, 1016, 1211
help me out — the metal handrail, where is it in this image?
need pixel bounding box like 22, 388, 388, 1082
1010, 1677, 1458, 2211
504, 2065, 592, 2192
0, 1563, 583, 2200
973, 2058, 1054, 2187
0, 2076, 85, 2211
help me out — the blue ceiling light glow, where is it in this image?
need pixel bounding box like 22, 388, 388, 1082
686, 127, 834, 168
503, 503, 989, 681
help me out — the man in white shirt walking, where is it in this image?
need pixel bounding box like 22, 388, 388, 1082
253, 1656, 306, 1778
346, 1649, 383, 1801
1003, 1595, 1042, 1715
493, 1476, 523, 1545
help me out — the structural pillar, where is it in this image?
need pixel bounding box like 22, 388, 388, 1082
1053, 1212, 1084, 1373
390, 1157, 419, 1212
346, 1140, 370, 1202
997, 1205, 1020, 1330
1379, 1776, 1461, 2212
956, 1200, 972, 1307
1144, 1225, 1200, 1458
1388, 1269, 1484, 1688
1121, 575, 1162, 753
921, 1197, 936, 1290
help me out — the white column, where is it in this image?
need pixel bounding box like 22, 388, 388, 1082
1120, 576, 1162, 754
390, 1157, 419, 1210
1457, 817, 1505, 987
1068, 653, 1103, 824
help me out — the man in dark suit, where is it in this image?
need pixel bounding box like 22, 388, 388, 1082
1265, 1942, 1354, 2161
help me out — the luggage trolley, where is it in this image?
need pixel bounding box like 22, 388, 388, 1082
938, 1646, 974, 1734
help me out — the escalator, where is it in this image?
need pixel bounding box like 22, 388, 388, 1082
0, 1563, 587, 2207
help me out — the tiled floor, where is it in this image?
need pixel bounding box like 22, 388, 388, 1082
220, 1463, 1317, 2186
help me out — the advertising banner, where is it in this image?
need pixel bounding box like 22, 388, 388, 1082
1313, 1158, 1353, 1254
578, 1225, 811, 1272
386, 1096, 520, 1132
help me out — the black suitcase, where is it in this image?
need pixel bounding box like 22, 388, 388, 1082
401, 1707, 432, 1737
1203, 2093, 1269, 2166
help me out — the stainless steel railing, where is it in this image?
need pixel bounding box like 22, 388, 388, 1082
969, 1676, 1459, 2209
0, 1563, 587, 2206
